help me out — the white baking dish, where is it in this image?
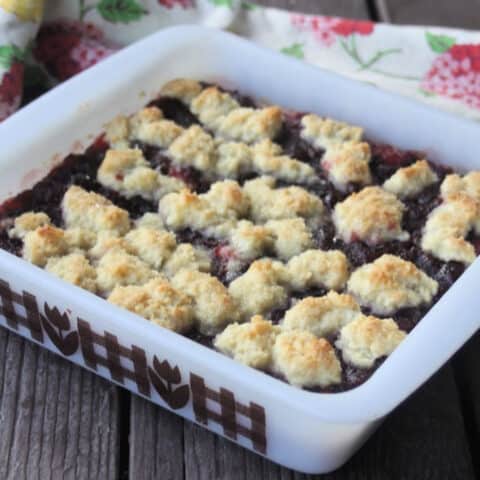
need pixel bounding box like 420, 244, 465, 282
0, 26, 479, 474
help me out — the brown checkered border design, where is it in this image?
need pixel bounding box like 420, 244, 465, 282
0, 278, 266, 454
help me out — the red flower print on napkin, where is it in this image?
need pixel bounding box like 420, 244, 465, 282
332, 19, 374, 37
289, 13, 409, 78
34, 20, 116, 81
291, 14, 374, 47
158, 0, 195, 8
0, 45, 26, 121
422, 33, 480, 110
291, 15, 339, 47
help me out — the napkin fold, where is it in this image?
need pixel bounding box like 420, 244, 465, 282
1, 0, 479, 122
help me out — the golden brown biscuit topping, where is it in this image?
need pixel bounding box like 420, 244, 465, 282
6, 78, 458, 393
333, 186, 409, 244
347, 254, 438, 314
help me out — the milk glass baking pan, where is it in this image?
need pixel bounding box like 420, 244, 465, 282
0, 26, 479, 474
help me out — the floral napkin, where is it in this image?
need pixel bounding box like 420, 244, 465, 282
1, 0, 480, 122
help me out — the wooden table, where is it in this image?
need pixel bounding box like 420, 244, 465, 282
1, 1, 479, 479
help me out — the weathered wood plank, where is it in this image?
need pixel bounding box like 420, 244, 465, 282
0, 329, 120, 480
129, 396, 184, 480
375, 0, 480, 29
183, 421, 292, 480
320, 366, 475, 480
184, 422, 216, 480
254, 0, 370, 18
179, 366, 475, 480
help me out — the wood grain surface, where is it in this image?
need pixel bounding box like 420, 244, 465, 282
1, 1, 479, 479
0, 329, 120, 480
255, 0, 369, 17
375, 0, 480, 29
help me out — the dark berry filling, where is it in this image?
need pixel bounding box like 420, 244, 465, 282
149, 97, 199, 128
131, 140, 211, 193
210, 244, 249, 285
274, 117, 323, 164
0, 228, 22, 257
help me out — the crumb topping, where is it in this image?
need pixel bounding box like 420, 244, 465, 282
9, 211, 51, 239
336, 314, 406, 368
215, 139, 315, 182
321, 141, 372, 190
124, 227, 177, 270
272, 330, 342, 388
191, 87, 240, 129
96, 248, 160, 295
105, 115, 130, 148
301, 114, 363, 150
252, 139, 315, 183
287, 249, 349, 291
46, 253, 97, 293
88, 232, 130, 259
171, 270, 239, 335
23, 225, 69, 266
106, 107, 183, 149
108, 278, 194, 333
168, 125, 217, 171
162, 243, 211, 277
229, 220, 273, 260
333, 186, 409, 244
265, 218, 313, 260
216, 106, 283, 143
135, 117, 183, 149
62, 186, 130, 235
244, 176, 324, 225
98, 148, 184, 200
135, 212, 165, 230
441, 171, 480, 202
422, 194, 478, 264
228, 259, 289, 319
347, 254, 438, 314
159, 189, 219, 231
419, 172, 480, 264
160, 78, 203, 105
214, 315, 280, 369
282, 291, 360, 338
383, 159, 438, 199
202, 180, 250, 219
215, 141, 253, 177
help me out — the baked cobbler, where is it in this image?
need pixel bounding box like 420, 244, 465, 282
1, 79, 477, 392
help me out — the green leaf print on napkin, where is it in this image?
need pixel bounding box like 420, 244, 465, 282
426, 32, 456, 53
209, 0, 234, 7
97, 0, 148, 23
281, 43, 304, 59
419, 88, 437, 98
241, 1, 257, 9
0, 45, 26, 69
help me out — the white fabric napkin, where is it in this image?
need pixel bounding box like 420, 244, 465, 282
1, 0, 479, 121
